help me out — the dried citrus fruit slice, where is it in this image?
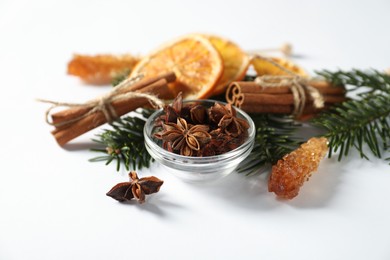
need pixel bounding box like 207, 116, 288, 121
129, 35, 223, 99
204, 35, 250, 95
68, 54, 139, 85
251, 56, 307, 77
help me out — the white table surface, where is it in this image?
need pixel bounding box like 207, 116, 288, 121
1, 0, 390, 259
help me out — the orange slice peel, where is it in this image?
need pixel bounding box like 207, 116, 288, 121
203, 34, 250, 95
68, 54, 139, 85
251, 56, 307, 77
129, 34, 223, 99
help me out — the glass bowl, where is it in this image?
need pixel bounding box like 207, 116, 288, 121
143, 100, 255, 182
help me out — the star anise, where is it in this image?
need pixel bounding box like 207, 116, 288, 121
158, 117, 211, 156
190, 104, 207, 124
154, 92, 183, 127
165, 91, 183, 123
209, 103, 249, 137
200, 128, 245, 156
106, 171, 163, 204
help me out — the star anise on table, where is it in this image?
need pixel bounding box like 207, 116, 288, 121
157, 117, 211, 156
106, 171, 163, 204
209, 103, 249, 137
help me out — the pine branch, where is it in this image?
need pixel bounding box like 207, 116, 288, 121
90, 69, 390, 173
312, 94, 390, 160
89, 109, 154, 171
316, 69, 390, 95
237, 114, 301, 175
312, 70, 390, 162
111, 68, 131, 87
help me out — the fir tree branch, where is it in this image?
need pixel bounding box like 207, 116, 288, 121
89, 109, 154, 171
111, 68, 131, 87
312, 94, 390, 160
237, 114, 301, 175
90, 70, 390, 173
316, 69, 390, 95
312, 70, 390, 162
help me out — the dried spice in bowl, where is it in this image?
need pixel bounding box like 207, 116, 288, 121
154, 93, 250, 157
144, 96, 255, 181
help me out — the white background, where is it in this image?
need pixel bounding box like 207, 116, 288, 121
1, 0, 390, 259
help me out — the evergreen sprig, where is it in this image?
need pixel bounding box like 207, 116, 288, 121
237, 114, 301, 175
111, 68, 131, 87
89, 109, 154, 171
312, 70, 390, 162
89, 70, 390, 172
316, 69, 390, 95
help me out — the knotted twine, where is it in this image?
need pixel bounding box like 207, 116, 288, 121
252, 55, 324, 117
38, 74, 165, 127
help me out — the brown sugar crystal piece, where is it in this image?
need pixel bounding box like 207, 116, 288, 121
268, 137, 328, 199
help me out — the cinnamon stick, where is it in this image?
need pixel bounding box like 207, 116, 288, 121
239, 93, 347, 106
50, 74, 175, 146
239, 103, 332, 115
226, 80, 345, 103
308, 80, 346, 94
226, 80, 346, 116
52, 72, 176, 125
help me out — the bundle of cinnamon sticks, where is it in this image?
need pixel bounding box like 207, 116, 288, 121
47, 73, 176, 146
226, 80, 346, 117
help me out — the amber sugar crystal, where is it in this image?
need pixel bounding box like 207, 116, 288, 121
268, 137, 328, 199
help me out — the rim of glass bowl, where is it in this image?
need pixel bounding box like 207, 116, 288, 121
143, 99, 255, 165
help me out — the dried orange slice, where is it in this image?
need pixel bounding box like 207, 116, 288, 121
251, 56, 307, 77
203, 35, 250, 95
129, 35, 223, 99
68, 54, 139, 85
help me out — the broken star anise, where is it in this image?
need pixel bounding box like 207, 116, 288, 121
158, 117, 211, 156
164, 91, 183, 123
106, 171, 163, 203
209, 103, 249, 137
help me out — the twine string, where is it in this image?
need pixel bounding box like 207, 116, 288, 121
246, 43, 293, 57
38, 74, 165, 127
253, 55, 324, 117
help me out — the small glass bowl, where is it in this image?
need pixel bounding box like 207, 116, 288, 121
143, 100, 255, 182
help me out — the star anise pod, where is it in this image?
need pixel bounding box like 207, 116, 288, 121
190, 104, 207, 124
165, 92, 183, 123
154, 92, 183, 127
209, 103, 249, 137
200, 129, 245, 156
106, 171, 163, 203
158, 117, 211, 156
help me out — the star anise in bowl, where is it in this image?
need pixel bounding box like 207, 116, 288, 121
209, 103, 249, 137
158, 117, 211, 156
143, 98, 255, 182
153, 94, 250, 157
